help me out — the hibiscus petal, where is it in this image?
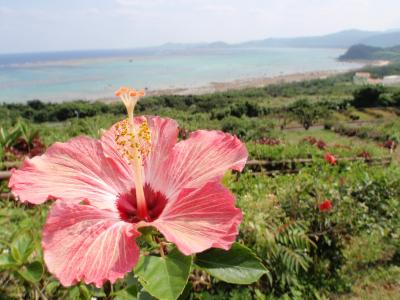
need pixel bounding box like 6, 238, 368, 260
100, 116, 145, 171
150, 182, 242, 255
143, 116, 179, 184
42, 201, 140, 287
9, 136, 131, 209
101, 116, 178, 185
157, 130, 248, 200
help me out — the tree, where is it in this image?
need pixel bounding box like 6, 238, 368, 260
352, 85, 385, 108
288, 99, 327, 130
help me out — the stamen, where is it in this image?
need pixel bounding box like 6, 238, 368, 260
114, 119, 151, 162
115, 87, 150, 221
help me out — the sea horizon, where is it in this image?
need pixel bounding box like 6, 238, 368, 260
0, 47, 363, 103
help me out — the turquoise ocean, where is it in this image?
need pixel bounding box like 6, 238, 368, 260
0, 47, 362, 103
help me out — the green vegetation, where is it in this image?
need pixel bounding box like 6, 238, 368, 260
339, 44, 400, 62
332, 118, 400, 150
352, 85, 400, 108
248, 129, 386, 162
361, 62, 400, 78
1, 71, 400, 299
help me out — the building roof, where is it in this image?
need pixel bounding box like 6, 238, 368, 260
355, 72, 371, 78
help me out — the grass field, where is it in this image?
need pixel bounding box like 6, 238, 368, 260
1, 72, 400, 299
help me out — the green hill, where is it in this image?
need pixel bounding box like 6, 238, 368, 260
339, 44, 400, 61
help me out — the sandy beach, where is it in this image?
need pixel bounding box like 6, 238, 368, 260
136, 60, 389, 97
97, 70, 344, 102
147, 70, 346, 96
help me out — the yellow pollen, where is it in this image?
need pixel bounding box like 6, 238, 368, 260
113, 118, 151, 164
114, 87, 151, 221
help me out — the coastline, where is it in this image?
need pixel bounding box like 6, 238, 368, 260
337, 59, 390, 67
141, 60, 390, 97
140, 70, 345, 97
99, 61, 384, 102
98, 70, 344, 103
2, 58, 389, 104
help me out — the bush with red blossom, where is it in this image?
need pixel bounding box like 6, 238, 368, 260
1, 123, 46, 161
5, 136, 46, 159
302, 136, 318, 145
254, 137, 281, 146
303, 136, 327, 149
316, 140, 327, 150
357, 151, 371, 159
383, 140, 396, 150
324, 153, 337, 165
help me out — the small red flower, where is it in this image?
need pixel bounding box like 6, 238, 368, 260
319, 200, 333, 212
324, 153, 337, 165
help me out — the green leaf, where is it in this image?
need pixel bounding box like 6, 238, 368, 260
195, 242, 268, 284
79, 285, 91, 300
11, 232, 35, 263
114, 285, 138, 300
134, 247, 192, 300
67, 286, 81, 300
177, 282, 191, 300
0, 252, 16, 269
87, 286, 106, 297
17, 261, 44, 283
45, 280, 60, 295
137, 290, 156, 300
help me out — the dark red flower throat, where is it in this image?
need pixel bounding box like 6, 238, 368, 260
116, 184, 167, 223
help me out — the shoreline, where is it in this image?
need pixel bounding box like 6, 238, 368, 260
97, 70, 341, 103
139, 70, 345, 97
337, 59, 390, 66
100, 62, 382, 102
141, 59, 390, 97
3, 59, 390, 104
2, 68, 356, 104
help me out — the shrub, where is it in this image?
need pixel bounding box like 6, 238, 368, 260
288, 99, 329, 130
352, 85, 385, 108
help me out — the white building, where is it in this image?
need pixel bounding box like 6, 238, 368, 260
382, 75, 400, 86
353, 72, 371, 85
353, 72, 382, 85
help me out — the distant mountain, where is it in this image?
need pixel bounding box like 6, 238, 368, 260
359, 32, 400, 48
153, 29, 400, 51
4, 29, 399, 60
236, 30, 400, 49
339, 44, 400, 61
237, 30, 379, 48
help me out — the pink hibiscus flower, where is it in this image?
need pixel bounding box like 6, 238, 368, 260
9, 87, 248, 287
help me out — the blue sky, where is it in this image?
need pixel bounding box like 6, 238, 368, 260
0, 0, 399, 53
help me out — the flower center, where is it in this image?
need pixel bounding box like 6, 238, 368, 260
115, 86, 150, 221
116, 184, 168, 223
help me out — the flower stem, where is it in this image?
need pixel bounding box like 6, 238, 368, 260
159, 243, 165, 258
